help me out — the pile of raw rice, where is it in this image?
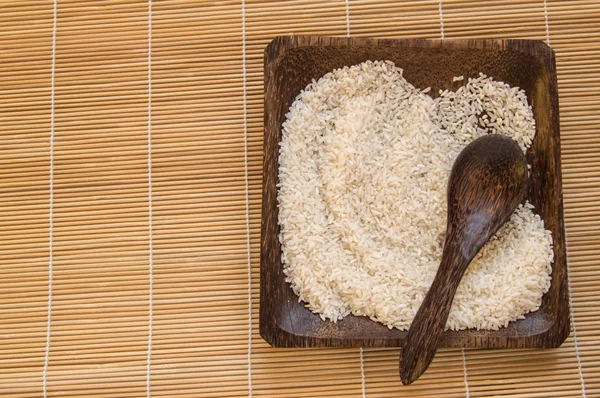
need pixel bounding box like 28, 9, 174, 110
278, 60, 553, 331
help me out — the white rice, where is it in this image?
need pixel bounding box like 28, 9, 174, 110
277, 60, 553, 331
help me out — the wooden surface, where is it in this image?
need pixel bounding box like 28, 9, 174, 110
0, 1, 598, 397
261, 36, 569, 350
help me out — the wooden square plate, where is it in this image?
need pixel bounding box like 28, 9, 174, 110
260, 36, 569, 348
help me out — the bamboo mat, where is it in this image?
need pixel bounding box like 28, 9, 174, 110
0, 0, 598, 397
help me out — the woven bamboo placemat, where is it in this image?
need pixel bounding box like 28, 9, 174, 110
0, 0, 598, 397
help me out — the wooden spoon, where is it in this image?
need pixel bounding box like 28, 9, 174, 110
399, 134, 528, 385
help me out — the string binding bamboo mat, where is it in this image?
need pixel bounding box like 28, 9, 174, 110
0, 0, 598, 397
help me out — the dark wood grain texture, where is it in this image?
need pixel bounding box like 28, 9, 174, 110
400, 135, 528, 385
260, 36, 568, 349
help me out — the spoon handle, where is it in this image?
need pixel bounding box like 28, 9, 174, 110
399, 251, 469, 385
